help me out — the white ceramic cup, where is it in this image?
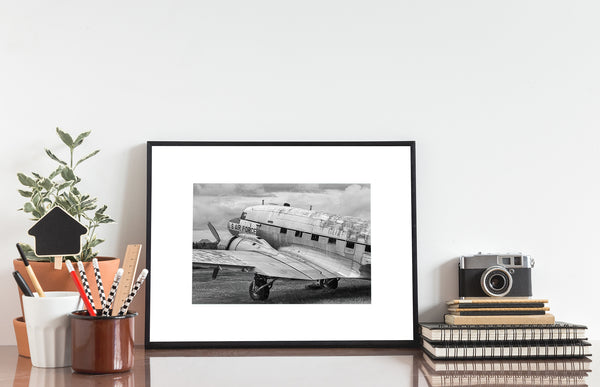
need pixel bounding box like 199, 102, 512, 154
22, 291, 83, 368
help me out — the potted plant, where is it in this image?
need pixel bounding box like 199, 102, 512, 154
13, 128, 120, 357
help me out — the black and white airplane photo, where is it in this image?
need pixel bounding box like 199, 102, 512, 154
192, 184, 371, 304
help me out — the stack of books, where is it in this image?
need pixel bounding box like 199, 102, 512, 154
444, 297, 555, 325
419, 321, 592, 385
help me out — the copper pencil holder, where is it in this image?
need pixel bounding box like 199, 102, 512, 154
69, 310, 137, 374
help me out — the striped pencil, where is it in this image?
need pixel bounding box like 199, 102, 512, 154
77, 261, 96, 313
92, 258, 107, 309
65, 260, 96, 316
118, 269, 148, 316
103, 268, 123, 316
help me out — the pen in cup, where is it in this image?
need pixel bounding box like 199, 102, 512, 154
12, 271, 34, 297
16, 243, 45, 297
92, 258, 107, 309
118, 269, 148, 316
77, 261, 96, 312
65, 260, 96, 316
103, 268, 123, 316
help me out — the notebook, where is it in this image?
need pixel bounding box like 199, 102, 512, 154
420, 322, 588, 342
421, 338, 592, 360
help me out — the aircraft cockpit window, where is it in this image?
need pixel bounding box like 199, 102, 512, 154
295, 230, 303, 238
240, 212, 247, 220
328, 238, 336, 244
280, 227, 287, 234
365, 245, 371, 253
311, 234, 319, 241
346, 241, 355, 249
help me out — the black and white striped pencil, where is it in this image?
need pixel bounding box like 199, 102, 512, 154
103, 268, 123, 316
118, 269, 148, 316
92, 258, 107, 309
77, 261, 96, 313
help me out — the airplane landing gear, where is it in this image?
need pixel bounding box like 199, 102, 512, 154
249, 275, 274, 301
319, 278, 339, 289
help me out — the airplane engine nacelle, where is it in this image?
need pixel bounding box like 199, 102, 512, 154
217, 236, 235, 250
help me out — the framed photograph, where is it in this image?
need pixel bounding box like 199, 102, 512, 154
145, 142, 417, 348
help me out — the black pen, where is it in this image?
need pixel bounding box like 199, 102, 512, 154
12, 271, 34, 297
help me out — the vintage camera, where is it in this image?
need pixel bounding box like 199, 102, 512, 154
459, 253, 534, 297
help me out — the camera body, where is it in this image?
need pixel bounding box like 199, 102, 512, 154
459, 253, 534, 297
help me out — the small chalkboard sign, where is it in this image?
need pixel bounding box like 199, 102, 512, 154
28, 206, 88, 257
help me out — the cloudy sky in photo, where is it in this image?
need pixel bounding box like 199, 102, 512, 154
193, 184, 370, 232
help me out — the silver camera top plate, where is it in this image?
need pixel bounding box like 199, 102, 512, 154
459, 254, 534, 269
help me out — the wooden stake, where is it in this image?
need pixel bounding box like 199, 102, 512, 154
54, 256, 63, 270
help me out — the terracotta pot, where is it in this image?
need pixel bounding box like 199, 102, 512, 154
13, 317, 30, 358
13, 257, 120, 319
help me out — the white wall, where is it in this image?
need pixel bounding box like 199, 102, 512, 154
1, 1, 599, 345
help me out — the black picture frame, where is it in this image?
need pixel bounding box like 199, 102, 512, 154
145, 141, 418, 349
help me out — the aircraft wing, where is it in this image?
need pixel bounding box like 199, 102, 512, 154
279, 245, 369, 279
192, 249, 340, 280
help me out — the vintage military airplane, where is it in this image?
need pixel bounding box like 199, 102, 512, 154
192, 203, 371, 301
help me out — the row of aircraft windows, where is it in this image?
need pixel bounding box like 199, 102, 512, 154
278, 227, 371, 252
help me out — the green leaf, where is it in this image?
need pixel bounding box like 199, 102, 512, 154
40, 178, 54, 191
56, 128, 74, 148
80, 198, 97, 211
75, 150, 100, 168
66, 193, 79, 206
32, 210, 42, 219
73, 131, 91, 147
100, 217, 115, 224
90, 238, 104, 248
61, 167, 76, 181
57, 182, 71, 191
45, 149, 67, 165
18, 190, 32, 198
95, 205, 107, 215
49, 167, 62, 180
32, 193, 41, 206
17, 173, 36, 187
19, 243, 34, 253
24, 202, 34, 213
32, 172, 42, 179
55, 197, 70, 210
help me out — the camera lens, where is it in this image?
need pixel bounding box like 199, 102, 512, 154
489, 274, 506, 290
480, 266, 513, 297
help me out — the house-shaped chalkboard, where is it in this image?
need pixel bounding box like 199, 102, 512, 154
28, 206, 88, 256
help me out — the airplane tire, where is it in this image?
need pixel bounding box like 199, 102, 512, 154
323, 278, 339, 289
249, 282, 270, 301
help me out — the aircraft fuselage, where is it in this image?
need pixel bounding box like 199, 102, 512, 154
228, 204, 371, 278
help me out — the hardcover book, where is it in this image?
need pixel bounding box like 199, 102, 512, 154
445, 313, 556, 325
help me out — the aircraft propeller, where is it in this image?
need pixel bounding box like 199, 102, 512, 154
207, 222, 221, 243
